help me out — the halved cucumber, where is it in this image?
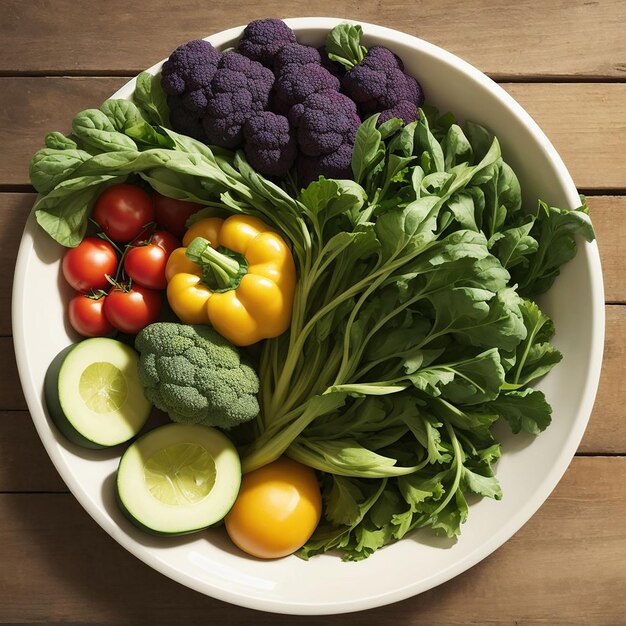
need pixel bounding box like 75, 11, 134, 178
115, 423, 241, 535
45, 338, 151, 448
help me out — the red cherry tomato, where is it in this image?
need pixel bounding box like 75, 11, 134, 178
154, 193, 202, 238
62, 237, 118, 292
103, 284, 161, 334
151, 230, 180, 256
92, 184, 155, 243
68, 293, 114, 337
124, 244, 169, 290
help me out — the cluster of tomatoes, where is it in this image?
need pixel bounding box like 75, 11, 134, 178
63, 184, 201, 337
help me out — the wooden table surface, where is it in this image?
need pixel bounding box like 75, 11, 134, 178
1, 1, 625, 623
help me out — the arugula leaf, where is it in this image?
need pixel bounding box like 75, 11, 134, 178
405, 349, 505, 405
461, 465, 502, 500
509, 299, 562, 385
489, 219, 538, 269
513, 199, 595, 297
485, 388, 552, 435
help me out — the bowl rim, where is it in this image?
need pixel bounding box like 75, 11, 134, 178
12, 16, 605, 615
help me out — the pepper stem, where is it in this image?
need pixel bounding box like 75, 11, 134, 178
185, 236, 244, 291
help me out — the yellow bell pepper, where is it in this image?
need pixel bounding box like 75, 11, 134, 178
165, 215, 296, 346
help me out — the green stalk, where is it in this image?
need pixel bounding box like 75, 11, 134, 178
241, 393, 347, 473
268, 250, 412, 416
185, 236, 245, 290
429, 419, 464, 518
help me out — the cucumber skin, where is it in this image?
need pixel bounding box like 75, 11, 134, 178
44, 344, 106, 450
114, 470, 221, 536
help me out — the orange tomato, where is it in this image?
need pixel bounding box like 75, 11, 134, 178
224, 457, 322, 559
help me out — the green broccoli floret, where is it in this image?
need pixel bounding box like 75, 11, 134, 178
135, 323, 260, 429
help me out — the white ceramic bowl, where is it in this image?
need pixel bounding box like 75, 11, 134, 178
12, 17, 604, 615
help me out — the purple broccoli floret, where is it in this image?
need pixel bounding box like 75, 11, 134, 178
167, 95, 207, 141
289, 90, 360, 157
342, 46, 424, 123
378, 101, 419, 125
274, 43, 321, 72
237, 18, 297, 68
161, 39, 221, 108
243, 112, 297, 177
202, 51, 275, 149
298, 143, 354, 185
274, 64, 340, 113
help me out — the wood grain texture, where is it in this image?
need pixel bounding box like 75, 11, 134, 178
0, 412, 65, 492
0, 457, 623, 624
2, 79, 625, 189
502, 83, 626, 190
2, 0, 625, 78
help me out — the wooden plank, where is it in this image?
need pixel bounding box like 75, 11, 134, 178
578, 306, 626, 454
2, 79, 625, 189
1, 0, 625, 78
589, 196, 626, 304
0, 77, 126, 187
502, 83, 626, 190
0, 457, 623, 623
0, 307, 623, 495
0, 412, 66, 492
0, 193, 34, 337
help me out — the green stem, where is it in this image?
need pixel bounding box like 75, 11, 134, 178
185, 236, 243, 290
268, 250, 407, 415
429, 419, 464, 519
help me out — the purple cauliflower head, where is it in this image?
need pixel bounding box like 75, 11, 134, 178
298, 143, 354, 186
237, 18, 297, 68
243, 111, 297, 177
202, 51, 275, 149
289, 90, 360, 157
341, 46, 424, 123
161, 39, 221, 109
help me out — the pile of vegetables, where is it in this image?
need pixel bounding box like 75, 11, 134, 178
31, 20, 595, 561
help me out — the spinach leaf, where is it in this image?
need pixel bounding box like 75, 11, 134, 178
30, 147, 94, 194
351, 114, 383, 185
72, 109, 138, 152
133, 71, 170, 126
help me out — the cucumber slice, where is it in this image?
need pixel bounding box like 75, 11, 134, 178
115, 423, 241, 535
45, 338, 151, 448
